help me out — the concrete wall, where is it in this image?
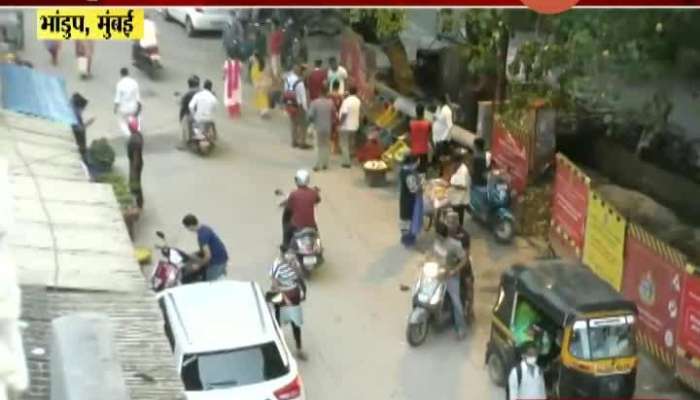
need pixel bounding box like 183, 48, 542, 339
592, 138, 700, 224
50, 313, 129, 400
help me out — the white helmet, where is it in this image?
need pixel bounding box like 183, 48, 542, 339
294, 169, 310, 187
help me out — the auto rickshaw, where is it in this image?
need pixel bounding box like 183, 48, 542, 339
485, 260, 638, 399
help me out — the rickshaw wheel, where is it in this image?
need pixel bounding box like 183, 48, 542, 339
487, 352, 506, 387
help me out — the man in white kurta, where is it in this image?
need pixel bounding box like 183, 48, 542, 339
113, 68, 141, 137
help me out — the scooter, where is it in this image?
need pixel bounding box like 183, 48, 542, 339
275, 189, 324, 276
290, 227, 323, 276
174, 93, 217, 156
468, 170, 516, 243
150, 231, 203, 291
406, 258, 471, 347
132, 42, 162, 79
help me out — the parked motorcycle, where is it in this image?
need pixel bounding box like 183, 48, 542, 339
174, 92, 217, 156
150, 231, 193, 291
468, 170, 516, 243
406, 258, 471, 347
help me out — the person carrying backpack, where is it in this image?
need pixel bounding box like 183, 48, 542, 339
507, 341, 546, 400
283, 64, 310, 149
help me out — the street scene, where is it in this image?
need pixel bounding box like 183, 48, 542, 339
1, 7, 700, 400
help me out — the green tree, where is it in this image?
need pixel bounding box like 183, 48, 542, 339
344, 9, 415, 94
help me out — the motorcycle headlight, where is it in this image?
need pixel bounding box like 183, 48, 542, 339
423, 262, 439, 278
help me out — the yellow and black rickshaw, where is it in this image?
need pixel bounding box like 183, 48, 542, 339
485, 260, 638, 399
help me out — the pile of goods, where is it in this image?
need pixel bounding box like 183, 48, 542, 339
363, 160, 389, 187
423, 179, 450, 214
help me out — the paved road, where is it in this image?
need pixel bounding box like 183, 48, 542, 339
19, 9, 695, 400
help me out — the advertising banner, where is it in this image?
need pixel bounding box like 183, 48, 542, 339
582, 191, 627, 291
491, 121, 529, 195
622, 223, 685, 367
549, 153, 589, 259
676, 267, 700, 393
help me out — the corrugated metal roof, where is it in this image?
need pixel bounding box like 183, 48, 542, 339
0, 64, 76, 126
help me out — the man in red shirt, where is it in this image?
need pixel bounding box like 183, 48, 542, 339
267, 19, 284, 78
409, 103, 431, 173
283, 169, 321, 246
306, 59, 327, 102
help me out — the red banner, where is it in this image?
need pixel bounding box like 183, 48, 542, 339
678, 272, 700, 357
621, 225, 685, 366
491, 121, 528, 195
549, 154, 589, 258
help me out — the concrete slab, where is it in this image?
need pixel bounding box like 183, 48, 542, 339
56, 252, 142, 292
53, 224, 133, 256
9, 220, 54, 250
45, 202, 123, 227
13, 246, 56, 287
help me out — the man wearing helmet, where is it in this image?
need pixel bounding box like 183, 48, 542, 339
282, 169, 321, 246
178, 75, 200, 148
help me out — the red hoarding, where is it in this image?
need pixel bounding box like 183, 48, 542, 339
622, 225, 685, 366
678, 272, 700, 357
549, 154, 589, 257
491, 122, 528, 195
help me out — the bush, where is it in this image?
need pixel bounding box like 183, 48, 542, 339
86, 138, 115, 171
95, 172, 134, 210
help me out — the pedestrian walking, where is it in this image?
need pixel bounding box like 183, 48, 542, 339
74, 40, 94, 78
267, 18, 284, 78
327, 56, 348, 96
306, 59, 326, 102
284, 65, 309, 149
250, 52, 271, 118
307, 88, 334, 171
223, 56, 243, 118
507, 342, 547, 400
270, 245, 307, 361
338, 86, 362, 167
448, 147, 471, 227
70, 92, 94, 163
126, 116, 144, 210
181, 214, 229, 281
329, 80, 343, 154
408, 103, 431, 173
113, 67, 141, 138
44, 40, 61, 65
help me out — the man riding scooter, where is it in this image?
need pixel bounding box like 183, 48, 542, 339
178, 75, 200, 148
433, 221, 469, 340
282, 169, 321, 247
444, 210, 474, 321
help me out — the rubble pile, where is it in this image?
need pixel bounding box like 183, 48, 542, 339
514, 182, 552, 238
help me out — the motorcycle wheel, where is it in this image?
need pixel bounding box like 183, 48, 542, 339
406, 320, 429, 347
493, 217, 514, 243
198, 141, 213, 156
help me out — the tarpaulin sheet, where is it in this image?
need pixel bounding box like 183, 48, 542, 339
0, 64, 76, 126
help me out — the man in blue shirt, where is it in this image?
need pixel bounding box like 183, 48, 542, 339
182, 214, 229, 281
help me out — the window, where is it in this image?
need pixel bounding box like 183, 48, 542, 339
569, 316, 636, 361
181, 342, 289, 391
493, 284, 514, 326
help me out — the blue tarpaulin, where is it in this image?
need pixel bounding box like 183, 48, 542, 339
1, 64, 76, 126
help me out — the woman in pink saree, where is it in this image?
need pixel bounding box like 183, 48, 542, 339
223, 57, 243, 118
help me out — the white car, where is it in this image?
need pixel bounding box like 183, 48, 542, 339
164, 8, 232, 36
157, 281, 306, 400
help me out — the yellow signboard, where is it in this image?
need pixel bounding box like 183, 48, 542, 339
37, 8, 144, 41
582, 191, 627, 291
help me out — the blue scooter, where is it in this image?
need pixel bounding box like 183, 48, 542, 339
468, 171, 516, 243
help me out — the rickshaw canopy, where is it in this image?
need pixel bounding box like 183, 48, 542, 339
502, 260, 637, 326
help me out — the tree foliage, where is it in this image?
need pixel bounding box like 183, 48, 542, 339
344, 9, 407, 40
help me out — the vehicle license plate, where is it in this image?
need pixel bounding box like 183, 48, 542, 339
303, 256, 317, 265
